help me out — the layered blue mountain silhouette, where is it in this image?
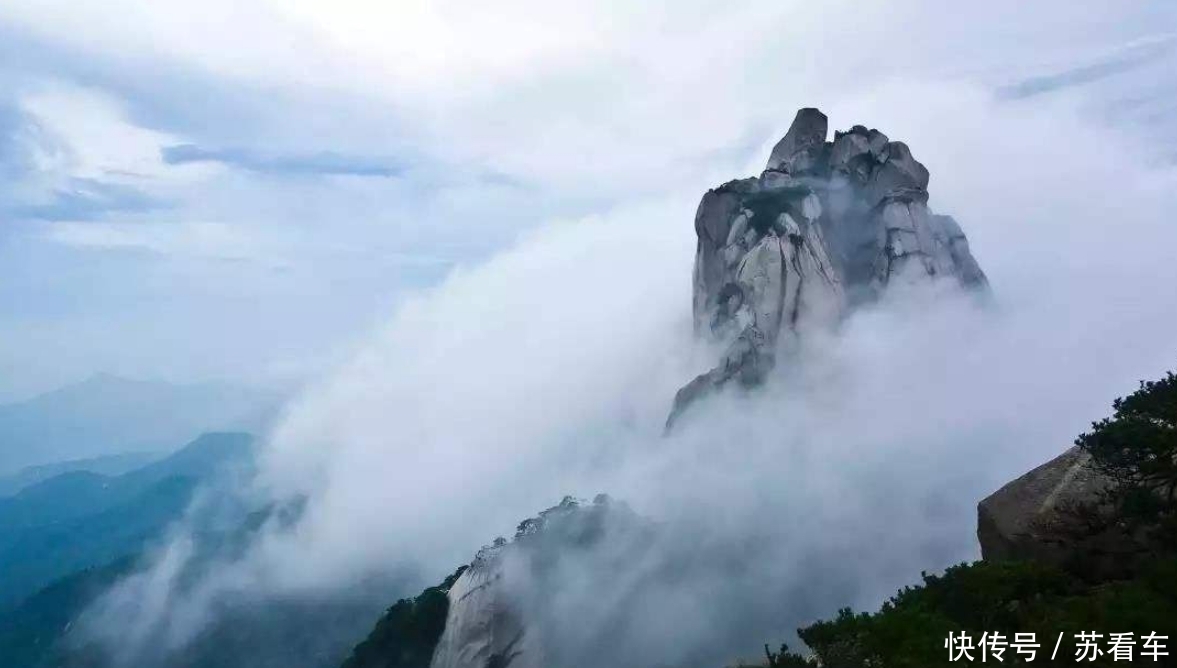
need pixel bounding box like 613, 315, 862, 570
0, 432, 255, 611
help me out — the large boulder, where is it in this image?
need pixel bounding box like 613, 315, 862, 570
671, 107, 988, 427
977, 446, 1110, 564
977, 443, 1169, 581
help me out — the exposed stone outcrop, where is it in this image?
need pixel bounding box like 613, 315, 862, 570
429, 496, 649, 668
977, 446, 1112, 564
977, 445, 1162, 580
671, 108, 987, 427
766, 107, 828, 175
429, 542, 533, 668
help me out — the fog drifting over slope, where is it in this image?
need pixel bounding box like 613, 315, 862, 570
258, 80, 1177, 591
81, 79, 1177, 664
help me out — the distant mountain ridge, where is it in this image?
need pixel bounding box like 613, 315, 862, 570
0, 452, 160, 497
0, 430, 396, 668
0, 373, 282, 474
0, 432, 256, 611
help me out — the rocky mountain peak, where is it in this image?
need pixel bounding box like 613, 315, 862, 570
672, 108, 988, 426
423, 109, 994, 668
766, 107, 828, 174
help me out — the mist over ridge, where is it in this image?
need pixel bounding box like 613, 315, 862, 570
61, 78, 1177, 666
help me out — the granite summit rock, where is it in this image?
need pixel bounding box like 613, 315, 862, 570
671, 107, 988, 426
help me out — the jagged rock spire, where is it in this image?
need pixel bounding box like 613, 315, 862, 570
670, 107, 987, 428
766, 108, 828, 174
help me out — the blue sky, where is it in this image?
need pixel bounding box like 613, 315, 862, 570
1, 0, 1176, 400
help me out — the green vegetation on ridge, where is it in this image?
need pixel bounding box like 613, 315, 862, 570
340, 567, 467, 668
752, 368, 1177, 667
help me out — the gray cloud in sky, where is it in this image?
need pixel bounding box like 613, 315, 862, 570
999, 34, 1177, 99
160, 144, 403, 178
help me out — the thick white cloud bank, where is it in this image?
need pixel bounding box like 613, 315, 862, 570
77, 71, 1177, 664
252, 78, 1177, 589
7, 0, 1174, 663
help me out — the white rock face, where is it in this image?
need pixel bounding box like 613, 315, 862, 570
429, 496, 647, 668
670, 108, 988, 426
430, 544, 538, 668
